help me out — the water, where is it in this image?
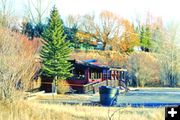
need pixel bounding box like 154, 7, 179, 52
117, 88, 180, 107
39, 88, 180, 107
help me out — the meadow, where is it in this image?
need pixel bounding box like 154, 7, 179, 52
0, 101, 164, 120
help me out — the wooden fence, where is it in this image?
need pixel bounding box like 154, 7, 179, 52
82, 80, 119, 93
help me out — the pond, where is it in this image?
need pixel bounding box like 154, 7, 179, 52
38, 88, 180, 107
117, 88, 180, 107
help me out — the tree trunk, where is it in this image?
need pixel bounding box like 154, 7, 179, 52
102, 42, 107, 50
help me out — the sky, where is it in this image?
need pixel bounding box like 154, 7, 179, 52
13, 0, 180, 24
55, 0, 180, 23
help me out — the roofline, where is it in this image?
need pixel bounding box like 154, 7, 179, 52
109, 68, 127, 71
69, 59, 109, 69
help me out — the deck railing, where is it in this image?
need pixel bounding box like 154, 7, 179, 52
82, 80, 119, 93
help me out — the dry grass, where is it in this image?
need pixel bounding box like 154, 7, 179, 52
70, 50, 127, 66
0, 101, 164, 120
35, 94, 93, 101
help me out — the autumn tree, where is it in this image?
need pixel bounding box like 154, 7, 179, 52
118, 19, 140, 53
128, 52, 159, 87
40, 7, 72, 92
142, 14, 180, 86
80, 11, 122, 50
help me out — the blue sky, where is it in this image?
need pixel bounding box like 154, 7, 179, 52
14, 0, 180, 24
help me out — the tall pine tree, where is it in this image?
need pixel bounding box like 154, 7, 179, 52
40, 7, 72, 82
140, 26, 151, 52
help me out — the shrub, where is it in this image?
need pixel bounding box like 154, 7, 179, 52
0, 28, 39, 102
57, 80, 70, 94
127, 52, 160, 87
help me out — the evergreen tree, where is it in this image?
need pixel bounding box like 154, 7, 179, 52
40, 7, 72, 82
22, 21, 34, 39
21, 21, 46, 39
140, 26, 151, 52
64, 25, 79, 48
34, 23, 46, 37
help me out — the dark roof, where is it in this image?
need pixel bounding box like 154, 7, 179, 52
69, 59, 109, 70
68, 59, 127, 71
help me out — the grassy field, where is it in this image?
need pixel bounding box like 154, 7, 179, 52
35, 94, 93, 101
0, 101, 164, 120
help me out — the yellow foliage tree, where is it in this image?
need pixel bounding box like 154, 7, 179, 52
119, 19, 140, 53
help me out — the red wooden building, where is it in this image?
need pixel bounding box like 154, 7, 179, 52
40, 59, 127, 93
66, 59, 127, 93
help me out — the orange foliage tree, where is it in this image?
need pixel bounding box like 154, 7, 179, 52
119, 19, 140, 53
79, 11, 122, 50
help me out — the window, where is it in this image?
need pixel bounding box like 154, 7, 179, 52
68, 68, 85, 80
90, 69, 101, 79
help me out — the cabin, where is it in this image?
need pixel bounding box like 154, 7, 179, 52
67, 59, 109, 83
40, 59, 127, 93
66, 59, 109, 93
66, 59, 127, 93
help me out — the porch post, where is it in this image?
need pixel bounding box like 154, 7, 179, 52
106, 70, 108, 86
85, 68, 90, 83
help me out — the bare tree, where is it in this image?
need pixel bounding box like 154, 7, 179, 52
25, 0, 53, 24
0, 29, 39, 102
0, 0, 15, 27
22, 0, 53, 38
158, 22, 180, 87
65, 15, 81, 28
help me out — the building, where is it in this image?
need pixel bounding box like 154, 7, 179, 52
40, 59, 127, 93
66, 59, 127, 93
